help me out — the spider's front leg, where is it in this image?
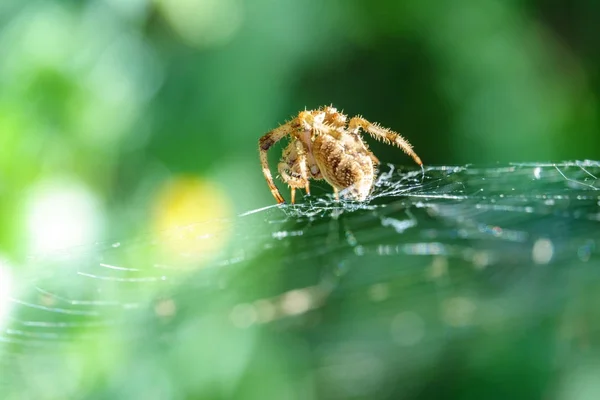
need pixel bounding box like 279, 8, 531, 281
259, 121, 298, 204
277, 162, 305, 204
278, 140, 310, 204
347, 117, 423, 167
294, 139, 311, 197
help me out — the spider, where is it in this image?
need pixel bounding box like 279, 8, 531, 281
259, 105, 423, 204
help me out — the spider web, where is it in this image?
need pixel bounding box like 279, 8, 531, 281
1, 161, 600, 399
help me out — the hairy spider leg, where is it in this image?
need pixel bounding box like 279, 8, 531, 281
322, 106, 347, 128
347, 117, 423, 167
259, 121, 297, 204
315, 118, 379, 167
277, 166, 307, 205
277, 161, 305, 193
276, 140, 311, 204
295, 139, 311, 196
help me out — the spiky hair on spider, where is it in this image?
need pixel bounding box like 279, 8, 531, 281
259, 105, 423, 204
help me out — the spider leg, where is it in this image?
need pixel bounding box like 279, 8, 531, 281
347, 117, 423, 167
294, 139, 311, 196
277, 139, 310, 204
333, 187, 339, 201
278, 161, 307, 205
323, 106, 348, 128
259, 121, 297, 204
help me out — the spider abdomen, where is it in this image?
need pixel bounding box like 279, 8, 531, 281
313, 133, 375, 200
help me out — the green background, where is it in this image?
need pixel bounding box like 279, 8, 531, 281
1, 0, 599, 258
1, 1, 600, 398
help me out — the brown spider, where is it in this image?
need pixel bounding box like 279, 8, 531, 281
259, 106, 423, 204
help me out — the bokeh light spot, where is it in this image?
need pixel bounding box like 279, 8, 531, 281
280, 289, 312, 316
442, 297, 477, 327
368, 283, 389, 302
25, 178, 104, 254
391, 311, 425, 346
230, 303, 257, 329
151, 176, 233, 266
532, 238, 554, 264
0, 259, 14, 330
254, 299, 276, 323
156, 0, 243, 48
155, 298, 177, 318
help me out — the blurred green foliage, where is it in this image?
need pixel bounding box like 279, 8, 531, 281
1, 0, 599, 259
1, 0, 600, 398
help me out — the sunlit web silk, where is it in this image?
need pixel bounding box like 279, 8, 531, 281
2, 161, 600, 398
278, 160, 599, 267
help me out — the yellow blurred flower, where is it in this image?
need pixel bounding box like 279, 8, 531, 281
151, 176, 233, 268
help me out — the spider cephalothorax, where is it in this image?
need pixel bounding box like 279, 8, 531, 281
259, 106, 422, 204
